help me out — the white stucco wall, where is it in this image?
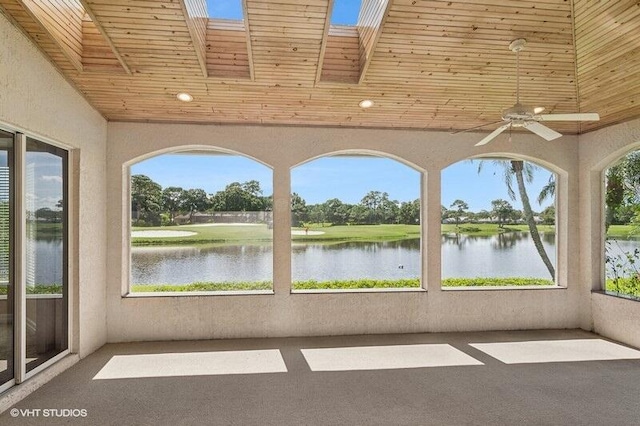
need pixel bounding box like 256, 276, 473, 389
579, 117, 640, 348
107, 122, 582, 342
1, 0, 639, 372
0, 13, 108, 357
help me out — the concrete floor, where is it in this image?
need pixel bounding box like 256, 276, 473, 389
2, 329, 640, 425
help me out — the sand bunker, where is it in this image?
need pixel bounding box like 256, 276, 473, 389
132, 230, 197, 238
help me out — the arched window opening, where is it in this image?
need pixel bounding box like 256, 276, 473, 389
441, 157, 557, 288
129, 150, 273, 293
290, 153, 421, 291
604, 151, 640, 299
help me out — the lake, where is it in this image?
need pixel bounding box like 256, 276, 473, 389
441, 232, 556, 279
7, 234, 638, 287
130, 232, 560, 285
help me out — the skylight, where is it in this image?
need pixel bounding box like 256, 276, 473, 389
206, 0, 243, 20
331, 0, 362, 26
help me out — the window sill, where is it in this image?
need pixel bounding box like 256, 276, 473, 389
441, 285, 564, 292
124, 290, 275, 298
593, 290, 640, 302
0, 294, 64, 300
291, 287, 426, 294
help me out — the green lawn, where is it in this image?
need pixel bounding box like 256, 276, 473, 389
35, 221, 640, 246
0, 285, 62, 295
24, 221, 64, 239
132, 224, 274, 246
131, 223, 422, 246
131, 222, 563, 246
292, 224, 420, 243
606, 224, 640, 238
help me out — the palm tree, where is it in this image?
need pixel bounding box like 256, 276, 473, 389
478, 160, 555, 278
537, 175, 555, 205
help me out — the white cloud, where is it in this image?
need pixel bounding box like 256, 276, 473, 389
41, 175, 62, 183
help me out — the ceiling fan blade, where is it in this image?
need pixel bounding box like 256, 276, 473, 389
451, 120, 505, 135
475, 124, 510, 146
525, 122, 562, 141
537, 113, 600, 121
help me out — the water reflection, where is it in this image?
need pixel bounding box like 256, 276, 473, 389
492, 232, 526, 250
292, 240, 420, 281
441, 232, 531, 250
292, 239, 420, 253
131, 244, 273, 285
441, 233, 556, 279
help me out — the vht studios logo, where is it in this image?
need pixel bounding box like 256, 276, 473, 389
10, 408, 88, 418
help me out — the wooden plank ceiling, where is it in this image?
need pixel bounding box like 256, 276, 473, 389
0, 0, 638, 134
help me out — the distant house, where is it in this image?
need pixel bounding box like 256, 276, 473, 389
174, 211, 272, 225
174, 212, 215, 225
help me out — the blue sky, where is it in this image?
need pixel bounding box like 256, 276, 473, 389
206, 0, 362, 24
442, 160, 554, 212
1, 146, 64, 209
330, 0, 362, 25
292, 156, 419, 204
206, 0, 243, 20
26, 152, 64, 210
132, 154, 554, 211
132, 154, 273, 196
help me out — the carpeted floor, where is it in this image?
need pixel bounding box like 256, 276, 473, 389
2, 329, 640, 425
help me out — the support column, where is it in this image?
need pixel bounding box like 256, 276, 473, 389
272, 165, 291, 296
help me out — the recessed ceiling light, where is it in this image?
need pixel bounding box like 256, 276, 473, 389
177, 92, 193, 102
534, 106, 545, 114
359, 99, 374, 109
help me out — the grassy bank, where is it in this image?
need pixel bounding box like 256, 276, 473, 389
132, 281, 273, 292
0, 285, 62, 295
294, 279, 420, 289
292, 224, 420, 243
130, 277, 554, 293
605, 278, 640, 298
441, 223, 555, 236
442, 277, 554, 287
606, 225, 640, 238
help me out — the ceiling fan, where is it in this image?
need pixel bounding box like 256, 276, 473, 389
455, 38, 599, 146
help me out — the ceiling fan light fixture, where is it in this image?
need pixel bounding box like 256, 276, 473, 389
509, 38, 527, 52
177, 92, 193, 102
467, 39, 599, 147
359, 99, 374, 109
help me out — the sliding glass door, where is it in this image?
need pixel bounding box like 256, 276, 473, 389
0, 130, 13, 390
25, 138, 68, 373
0, 128, 70, 393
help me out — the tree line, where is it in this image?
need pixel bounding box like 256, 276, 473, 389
131, 175, 420, 227
131, 175, 272, 226
605, 151, 640, 228
131, 172, 558, 229
442, 198, 555, 227
291, 191, 420, 226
